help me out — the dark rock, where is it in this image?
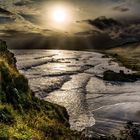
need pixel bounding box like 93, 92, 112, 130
0, 40, 17, 67
102, 55, 110, 58
0, 40, 7, 51
103, 70, 138, 82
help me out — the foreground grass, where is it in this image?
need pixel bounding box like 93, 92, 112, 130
0, 40, 84, 140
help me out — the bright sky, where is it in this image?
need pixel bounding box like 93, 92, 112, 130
0, 0, 140, 34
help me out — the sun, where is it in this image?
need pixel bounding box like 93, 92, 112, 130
52, 7, 67, 23
45, 3, 73, 30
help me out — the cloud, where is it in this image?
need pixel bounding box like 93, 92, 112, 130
0, 30, 50, 49
77, 16, 140, 48
0, 28, 113, 50
86, 16, 122, 30
75, 30, 100, 36
0, 29, 26, 36
19, 13, 42, 25
14, 0, 32, 6
0, 0, 140, 50
1, 15, 140, 50
0, 7, 13, 15
113, 5, 129, 12
0, 16, 15, 24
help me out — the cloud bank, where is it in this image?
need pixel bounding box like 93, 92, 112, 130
0, 0, 140, 49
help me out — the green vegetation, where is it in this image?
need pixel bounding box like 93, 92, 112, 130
0, 40, 83, 140
106, 43, 140, 74
101, 43, 140, 83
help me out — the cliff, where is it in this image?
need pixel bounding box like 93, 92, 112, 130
0, 40, 83, 140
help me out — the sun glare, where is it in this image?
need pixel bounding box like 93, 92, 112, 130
46, 3, 72, 30
52, 7, 67, 23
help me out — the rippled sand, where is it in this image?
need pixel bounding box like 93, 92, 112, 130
13, 50, 140, 137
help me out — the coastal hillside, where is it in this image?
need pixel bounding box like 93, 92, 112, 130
106, 43, 140, 72
0, 40, 83, 140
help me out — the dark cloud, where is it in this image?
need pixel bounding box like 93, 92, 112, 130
0, 16, 15, 24
86, 16, 122, 30
1, 19, 140, 50
0, 0, 140, 50
19, 13, 42, 25
0, 7, 13, 15
113, 5, 129, 12
0, 30, 49, 49
14, 0, 32, 6
75, 30, 100, 36
0, 29, 27, 36
84, 16, 140, 48
0, 29, 114, 50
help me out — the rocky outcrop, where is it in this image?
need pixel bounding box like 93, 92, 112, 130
103, 70, 138, 82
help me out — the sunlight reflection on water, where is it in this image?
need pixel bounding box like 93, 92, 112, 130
13, 50, 140, 136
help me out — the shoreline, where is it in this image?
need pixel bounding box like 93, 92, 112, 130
13, 49, 140, 139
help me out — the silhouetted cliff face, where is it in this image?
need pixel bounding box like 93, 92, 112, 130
0, 40, 83, 140
0, 40, 30, 109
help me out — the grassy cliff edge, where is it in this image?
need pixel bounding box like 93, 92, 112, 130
0, 40, 83, 140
